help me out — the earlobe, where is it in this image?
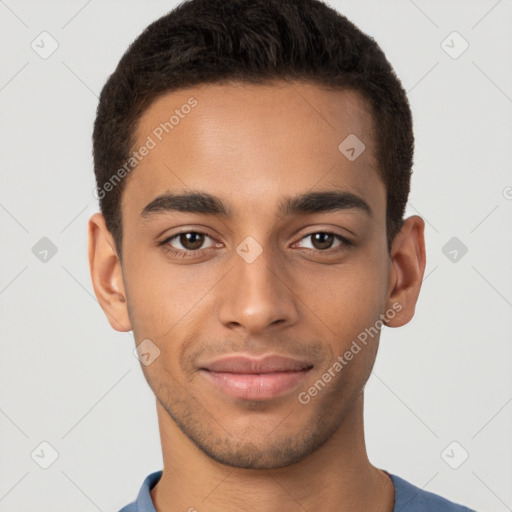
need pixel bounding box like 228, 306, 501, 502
385, 215, 426, 328
88, 212, 132, 332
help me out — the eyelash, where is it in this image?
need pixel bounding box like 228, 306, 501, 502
157, 230, 354, 259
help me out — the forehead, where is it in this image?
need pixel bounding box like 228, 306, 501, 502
122, 81, 385, 223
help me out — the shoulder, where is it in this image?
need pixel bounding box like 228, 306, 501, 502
390, 473, 477, 512
117, 470, 163, 512
118, 504, 137, 512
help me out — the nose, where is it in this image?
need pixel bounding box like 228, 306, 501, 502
217, 240, 300, 334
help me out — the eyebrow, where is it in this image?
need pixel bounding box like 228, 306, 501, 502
139, 189, 373, 220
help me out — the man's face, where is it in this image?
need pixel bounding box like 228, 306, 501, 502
119, 81, 391, 468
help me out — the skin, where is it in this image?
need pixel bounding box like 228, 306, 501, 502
88, 81, 426, 512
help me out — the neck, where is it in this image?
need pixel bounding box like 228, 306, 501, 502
150, 393, 394, 512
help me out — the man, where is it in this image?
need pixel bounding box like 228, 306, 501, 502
88, 0, 476, 510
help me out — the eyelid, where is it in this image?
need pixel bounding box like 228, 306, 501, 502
158, 229, 219, 248
291, 230, 353, 249
291, 225, 355, 244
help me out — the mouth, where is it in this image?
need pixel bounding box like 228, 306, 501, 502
197, 353, 315, 401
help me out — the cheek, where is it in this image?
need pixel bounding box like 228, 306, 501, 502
122, 253, 174, 340
309, 264, 385, 396
122, 251, 218, 341
305, 255, 388, 341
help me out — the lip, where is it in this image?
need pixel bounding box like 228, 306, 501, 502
199, 354, 313, 373
198, 354, 314, 401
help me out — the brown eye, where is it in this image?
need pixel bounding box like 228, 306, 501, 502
159, 231, 218, 257
293, 231, 353, 253
177, 232, 206, 250
310, 232, 336, 250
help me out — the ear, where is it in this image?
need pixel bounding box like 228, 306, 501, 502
384, 215, 426, 327
88, 212, 132, 332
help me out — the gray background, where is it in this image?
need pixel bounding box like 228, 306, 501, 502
1, 0, 511, 510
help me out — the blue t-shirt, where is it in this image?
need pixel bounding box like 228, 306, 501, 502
119, 470, 476, 511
